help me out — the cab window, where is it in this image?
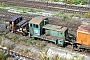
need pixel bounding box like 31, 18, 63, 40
33, 24, 35, 28
36, 25, 38, 28
30, 23, 32, 27
33, 24, 38, 28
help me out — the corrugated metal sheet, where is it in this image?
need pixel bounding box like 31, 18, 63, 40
43, 24, 67, 32
30, 16, 47, 24
9, 15, 22, 22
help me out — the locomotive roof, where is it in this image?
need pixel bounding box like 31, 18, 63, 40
9, 15, 22, 22
16, 20, 27, 27
77, 24, 90, 34
30, 16, 47, 24
43, 24, 67, 32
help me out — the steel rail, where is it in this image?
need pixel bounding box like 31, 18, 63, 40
0, 1, 89, 15
0, 0, 90, 15
0, 45, 34, 60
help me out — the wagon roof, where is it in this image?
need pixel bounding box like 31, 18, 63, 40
43, 24, 67, 32
9, 15, 22, 22
30, 16, 47, 24
16, 20, 27, 27
77, 24, 90, 34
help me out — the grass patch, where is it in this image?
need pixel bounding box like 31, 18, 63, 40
53, 11, 81, 20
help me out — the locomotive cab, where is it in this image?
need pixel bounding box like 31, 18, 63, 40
8, 15, 22, 32
29, 16, 48, 37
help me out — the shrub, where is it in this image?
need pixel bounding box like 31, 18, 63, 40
1, 35, 5, 46
11, 35, 17, 41
18, 36, 27, 43
0, 2, 9, 7
41, 51, 48, 60
81, 0, 88, 5
84, 12, 90, 18
23, 48, 28, 53
74, 14, 81, 18
0, 50, 6, 60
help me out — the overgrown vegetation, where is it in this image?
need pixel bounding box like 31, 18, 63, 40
44, 0, 88, 5
5, 32, 46, 50
0, 2, 83, 19
84, 12, 90, 18
62, 0, 88, 5
53, 11, 81, 20
1, 35, 5, 46
0, 2, 9, 7
0, 50, 6, 60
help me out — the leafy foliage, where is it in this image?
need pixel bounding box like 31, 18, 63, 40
84, 12, 90, 18
0, 2, 9, 7
1, 35, 5, 46
74, 14, 81, 18
62, 0, 87, 5
0, 51, 6, 60
81, 0, 88, 5
54, 11, 73, 20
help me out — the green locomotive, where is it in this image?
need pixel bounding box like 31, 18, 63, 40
28, 16, 68, 46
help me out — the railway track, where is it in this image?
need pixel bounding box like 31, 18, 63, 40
0, 8, 37, 21
1, 0, 90, 11
0, 45, 34, 60
0, 0, 90, 15
0, 8, 81, 33
23, 0, 90, 11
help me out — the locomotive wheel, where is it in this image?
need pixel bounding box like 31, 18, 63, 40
71, 44, 75, 51
34, 37, 37, 40
76, 44, 86, 52
86, 49, 90, 52
71, 43, 78, 51
22, 33, 25, 36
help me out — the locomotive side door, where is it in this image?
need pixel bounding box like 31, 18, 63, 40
33, 24, 40, 37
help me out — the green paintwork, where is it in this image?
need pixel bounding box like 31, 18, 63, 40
45, 29, 50, 35
28, 16, 68, 46
43, 24, 68, 45
29, 23, 40, 37
57, 39, 64, 46
45, 29, 67, 40
29, 17, 49, 37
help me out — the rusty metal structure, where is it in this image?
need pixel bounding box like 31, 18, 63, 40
8, 15, 22, 32
16, 20, 28, 35
77, 24, 90, 45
